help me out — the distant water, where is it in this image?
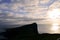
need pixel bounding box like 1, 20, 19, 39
38, 24, 60, 34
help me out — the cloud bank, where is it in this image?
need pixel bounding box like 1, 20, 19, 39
0, 0, 59, 26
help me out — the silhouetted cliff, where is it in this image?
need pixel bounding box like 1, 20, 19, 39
4, 23, 38, 40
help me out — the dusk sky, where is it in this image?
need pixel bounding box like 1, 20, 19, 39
0, 0, 59, 25
0, 0, 60, 33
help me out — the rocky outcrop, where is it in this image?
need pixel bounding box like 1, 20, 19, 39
4, 23, 38, 40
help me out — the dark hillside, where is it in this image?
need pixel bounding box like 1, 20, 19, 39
4, 23, 38, 40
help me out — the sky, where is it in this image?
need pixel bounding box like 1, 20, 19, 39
0, 0, 60, 27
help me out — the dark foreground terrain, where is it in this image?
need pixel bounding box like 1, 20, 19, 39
2, 23, 60, 40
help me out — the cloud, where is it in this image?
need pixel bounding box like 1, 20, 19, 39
0, 0, 11, 4
39, 0, 55, 7
0, 11, 46, 25
49, 1, 60, 9
0, 0, 59, 26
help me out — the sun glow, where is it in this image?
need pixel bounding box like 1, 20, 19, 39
51, 23, 59, 31
48, 8, 60, 19
50, 23, 59, 33
47, 8, 60, 33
